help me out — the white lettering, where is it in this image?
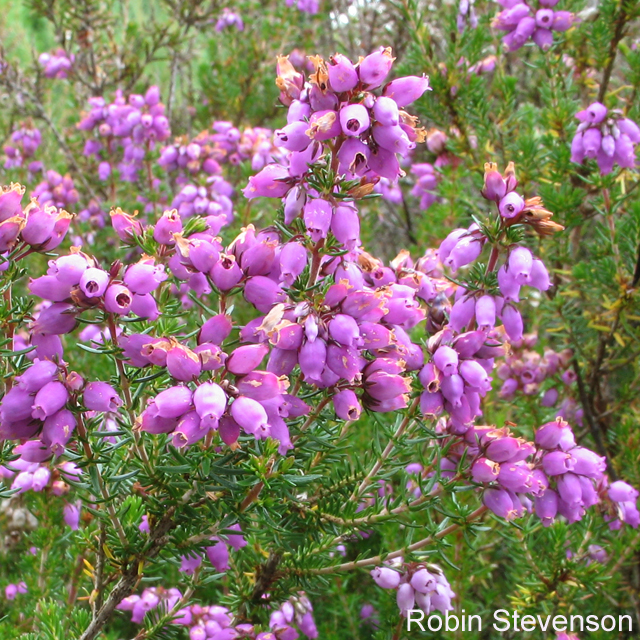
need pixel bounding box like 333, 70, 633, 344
586, 615, 599, 631
569, 614, 584, 631
428, 614, 442, 631
536, 614, 551, 631
601, 615, 615, 632
552, 615, 567, 632
445, 611, 459, 631
619, 615, 632, 631
406, 609, 425, 631
469, 614, 482, 631
494, 610, 510, 632
520, 615, 536, 632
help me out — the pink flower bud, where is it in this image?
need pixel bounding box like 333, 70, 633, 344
535, 418, 569, 449
483, 487, 517, 519
581, 128, 602, 159
332, 389, 362, 420
534, 489, 558, 525
172, 411, 208, 447
102, 284, 131, 316
358, 47, 394, 89
299, 339, 327, 380
498, 462, 533, 492
372, 123, 414, 156
303, 198, 332, 242
609, 481, 639, 503
244, 276, 285, 313
327, 53, 359, 92
206, 540, 230, 571
370, 567, 401, 589
501, 305, 523, 342
124, 261, 167, 294
42, 409, 76, 452
110, 208, 143, 241
242, 164, 292, 199
0, 183, 25, 221
153, 209, 182, 244
149, 386, 193, 419
542, 450, 576, 475
373, 96, 400, 126
433, 345, 458, 376
274, 121, 311, 152
227, 344, 269, 374
471, 458, 500, 483
396, 583, 415, 616
383, 75, 430, 107
49, 254, 88, 285
167, 343, 202, 381
32, 381, 68, 420
459, 360, 490, 390
475, 295, 496, 331
410, 568, 437, 594
230, 396, 270, 438
83, 381, 122, 412
237, 371, 285, 401
198, 315, 233, 345
16, 360, 58, 393
440, 373, 464, 407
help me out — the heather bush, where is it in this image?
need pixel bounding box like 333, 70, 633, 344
1, 1, 640, 639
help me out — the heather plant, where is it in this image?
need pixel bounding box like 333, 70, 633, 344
1, 0, 640, 639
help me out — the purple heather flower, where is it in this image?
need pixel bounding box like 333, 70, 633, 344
79, 267, 110, 298
383, 75, 430, 107
242, 164, 291, 199
104, 284, 132, 314
433, 345, 459, 377
83, 381, 122, 412
230, 396, 270, 438
32, 381, 68, 420
370, 566, 401, 589
327, 53, 359, 92
358, 47, 394, 89
332, 389, 362, 420
303, 198, 332, 242
339, 104, 370, 137
148, 386, 193, 419
206, 540, 230, 571
63, 502, 80, 529
499, 192, 524, 219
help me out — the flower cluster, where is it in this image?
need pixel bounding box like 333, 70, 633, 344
431, 415, 639, 528
0, 438, 81, 495
31, 170, 79, 211
494, 333, 584, 428
215, 8, 244, 31
38, 48, 74, 78
285, 0, 319, 15
29, 249, 168, 325
159, 121, 283, 176
570, 102, 640, 175
244, 48, 430, 209
118, 588, 317, 639
0, 183, 72, 257
493, 0, 574, 51
371, 563, 455, 617
78, 86, 171, 183
269, 593, 318, 638
3, 122, 42, 171
4, 582, 27, 600
457, 0, 478, 32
